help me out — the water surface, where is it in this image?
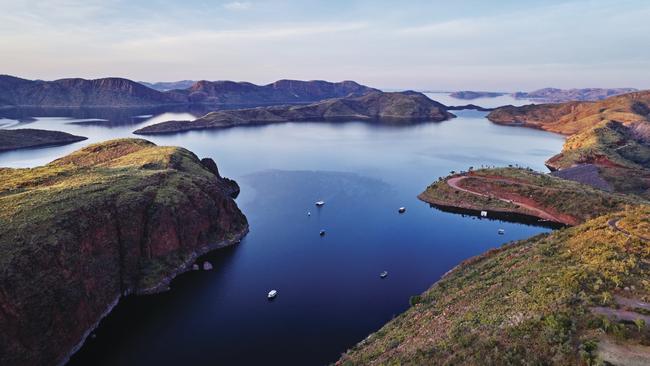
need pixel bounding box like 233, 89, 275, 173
0, 107, 565, 365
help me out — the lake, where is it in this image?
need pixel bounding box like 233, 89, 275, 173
0, 94, 564, 365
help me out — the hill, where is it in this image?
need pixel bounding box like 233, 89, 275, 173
0, 75, 378, 108
139, 80, 197, 91
168, 79, 378, 105
0, 75, 180, 107
513, 87, 638, 103
0, 139, 248, 365
487, 90, 650, 135
0, 128, 87, 151
338, 206, 649, 365
134, 91, 454, 135
449, 91, 505, 99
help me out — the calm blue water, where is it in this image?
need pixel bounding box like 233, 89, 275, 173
0, 104, 564, 365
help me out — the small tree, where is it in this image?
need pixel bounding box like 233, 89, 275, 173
634, 318, 646, 332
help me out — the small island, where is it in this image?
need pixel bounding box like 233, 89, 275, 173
0, 139, 248, 365
134, 91, 455, 135
0, 128, 87, 152
449, 90, 506, 99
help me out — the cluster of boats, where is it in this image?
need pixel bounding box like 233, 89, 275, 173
267, 200, 399, 300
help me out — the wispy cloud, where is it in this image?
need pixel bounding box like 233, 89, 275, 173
223, 1, 252, 11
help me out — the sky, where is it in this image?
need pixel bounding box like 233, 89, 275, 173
1, 0, 649, 91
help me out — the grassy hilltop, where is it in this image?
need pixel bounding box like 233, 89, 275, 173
0, 139, 247, 365
339, 206, 649, 365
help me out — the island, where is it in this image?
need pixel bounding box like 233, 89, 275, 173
449, 91, 506, 99
0, 139, 248, 365
0, 128, 87, 152
133, 91, 455, 135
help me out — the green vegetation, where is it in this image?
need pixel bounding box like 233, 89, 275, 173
546, 120, 650, 198
419, 167, 638, 225
487, 90, 650, 135
339, 206, 650, 365
0, 139, 247, 365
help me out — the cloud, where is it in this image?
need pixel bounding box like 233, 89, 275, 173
223, 1, 252, 11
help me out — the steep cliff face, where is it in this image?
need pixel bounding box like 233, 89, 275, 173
0, 139, 248, 366
134, 91, 455, 134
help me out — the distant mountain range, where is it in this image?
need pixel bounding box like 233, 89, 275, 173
138, 80, 197, 91
0, 75, 378, 108
449, 87, 638, 103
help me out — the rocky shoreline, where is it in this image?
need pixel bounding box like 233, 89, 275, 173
60, 225, 249, 366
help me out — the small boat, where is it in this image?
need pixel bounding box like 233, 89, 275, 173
498, 229, 505, 235
380, 271, 388, 278
267, 290, 278, 299
307, 211, 311, 216
480, 211, 488, 217
315, 201, 325, 207
398, 207, 406, 213
319, 230, 326, 236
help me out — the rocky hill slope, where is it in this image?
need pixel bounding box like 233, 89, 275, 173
171, 79, 378, 105
0, 139, 248, 365
487, 90, 650, 135
0, 75, 180, 107
134, 91, 454, 134
0, 128, 87, 151
513, 87, 638, 103
339, 206, 649, 365
0, 75, 378, 108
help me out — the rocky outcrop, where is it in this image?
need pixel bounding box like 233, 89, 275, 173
0, 128, 87, 151
0, 139, 248, 366
134, 91, 455, 135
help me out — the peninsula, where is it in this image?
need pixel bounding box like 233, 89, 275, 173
0, 128, 87, 152
0, 139, 248, 365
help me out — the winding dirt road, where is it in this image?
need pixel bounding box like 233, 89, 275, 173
608, 218, 650, 242
447, 176, 565, 223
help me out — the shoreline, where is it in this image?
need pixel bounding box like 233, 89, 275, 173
59, 225, 249, 366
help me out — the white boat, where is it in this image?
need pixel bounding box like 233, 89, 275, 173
315, 201, 325, 207
380, 271, 388, 278
267, 290, 278, 299
498, 229, 505, 235
398, 207, 406, 213
307, 211, 311, 216
480, 211, 488, 217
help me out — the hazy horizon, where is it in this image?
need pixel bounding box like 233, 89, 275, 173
1, 0, 649, 91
